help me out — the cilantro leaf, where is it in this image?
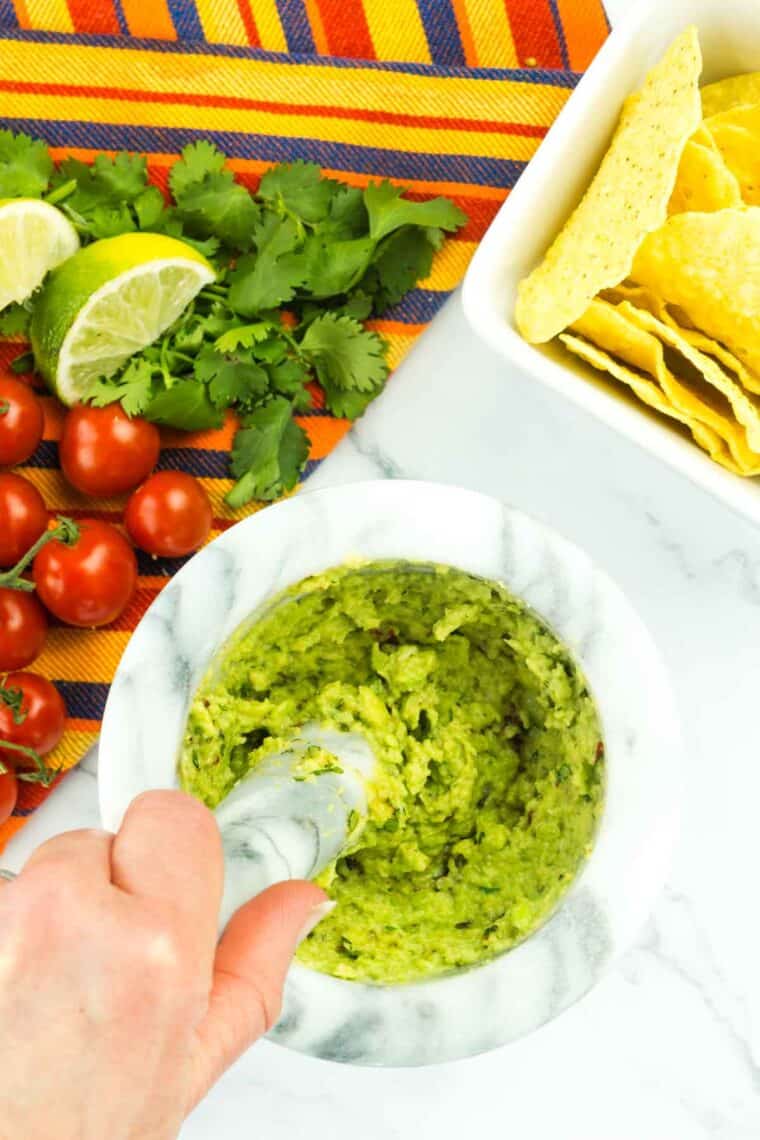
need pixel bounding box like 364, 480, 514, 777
0, 303, 31, 336
145, 379, 224, 431
88, 203, 136, 239
215, 322, 275, 352
0, 130, 53, 198
226, 397, 309, 507
88, 356, 156, 416
169, 141, 227, 201
300, 313, 387, 392
228, 215, 304, 314
319, 383, 378, 420
320, 186, 367, 241
174, 171, 259, 251
258, 161, 339, 225
364, 180, 467, 243
360, 226, 436, 312
268, 358, 312, 409
133, 185, 167, 230
290, 234, 374, 299
194, 345, 269, 410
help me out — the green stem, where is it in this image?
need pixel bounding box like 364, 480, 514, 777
44, 178, 77, 207
0, 742, 56, 787
0, 516, 80, 593
0, 398, 8, 417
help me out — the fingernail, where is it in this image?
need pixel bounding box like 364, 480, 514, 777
297, 899, 336, 946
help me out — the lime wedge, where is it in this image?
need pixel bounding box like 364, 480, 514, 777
0, 198, 80, 312
30, 232, 215, 406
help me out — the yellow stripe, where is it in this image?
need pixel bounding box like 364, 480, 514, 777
423, 240, 476, 291
362, 0, 431, 64
377, 330, 417, 371
46, 728, 99, 772
253, 0, 288, 52
21, 0, 73, 31
195, 0, 249, 45
35, 628, 130, 681
464, 0, 518, 68
3, 91, 543, 161
0, 40, 569, 126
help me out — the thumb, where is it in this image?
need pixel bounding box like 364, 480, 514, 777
190, 880, 332, 1104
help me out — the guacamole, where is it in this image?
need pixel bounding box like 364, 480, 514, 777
180, 561, 604, 984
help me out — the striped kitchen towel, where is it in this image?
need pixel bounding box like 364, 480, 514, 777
0, 0, 608, 850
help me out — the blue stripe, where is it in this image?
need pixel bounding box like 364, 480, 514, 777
111, 0, 130, 36
55, 681, 110, 720
164, 0, 204, 41
381, 287, 450, 324
548, 0, 570, 70
417, 0, 465, 67
20, 440, 58, 468
0, 26, 581, 85
0, 0, 18, 31
0, 117, 525, 188
135, 547, 192, 575
275, 0, 315, 55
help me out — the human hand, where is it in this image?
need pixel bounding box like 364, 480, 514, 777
0, 790, 329, 1140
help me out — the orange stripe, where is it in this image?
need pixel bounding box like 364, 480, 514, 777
236, 0, 260, 45
0, 815, 30, 852
65, 0, 120, 33
0, 78, 547, 139
450, 0, 479, 67
119, 0, 177, 39
295, 414, 350, 457
555, 0, 607, 70
315, 0, 377, 60
12, 0, 32, 27
303, 0, 330, 54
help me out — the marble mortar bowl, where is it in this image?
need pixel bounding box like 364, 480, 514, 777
98, 480, 681, 1067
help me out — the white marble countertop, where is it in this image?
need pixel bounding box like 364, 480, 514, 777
5, 5, 760, 1132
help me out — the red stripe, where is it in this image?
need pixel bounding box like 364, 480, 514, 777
65, 0, 121, 34
235, 0, 261, 46
315, 0, 376, 60
0, 79, 548, 139
503, 0, 563, 69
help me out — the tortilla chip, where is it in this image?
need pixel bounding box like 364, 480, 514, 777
601, 282, 669, 318
619, 301, 760, 453
703, 105, 760, 203
559, 331, 742, 472
701, 72, 760, 117
515, 27, 702, 343
631, 207, 760, 375
667, 135, 742, 214
571, 299, 760, 472
603, 284, 760, 392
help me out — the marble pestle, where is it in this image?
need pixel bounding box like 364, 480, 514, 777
214, 724, 376, 930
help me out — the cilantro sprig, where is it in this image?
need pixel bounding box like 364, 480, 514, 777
0, 132, 467, 507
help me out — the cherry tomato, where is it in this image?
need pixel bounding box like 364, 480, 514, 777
0, 766, 18, 826
0, 377, 44, 467
0, 672, 66, 765
33, 519, 137, 628
0, 473, 48, 568
125, 471, 213, 558
59, 405, 161, 497
0, 587, 48, 671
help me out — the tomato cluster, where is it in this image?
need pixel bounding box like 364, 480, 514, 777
0, 379, 214, 825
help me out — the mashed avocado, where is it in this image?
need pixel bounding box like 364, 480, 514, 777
180, 561, 604, 984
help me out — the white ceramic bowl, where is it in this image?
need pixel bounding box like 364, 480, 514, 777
462, 0, 760, 528
99, 481, 681, 1066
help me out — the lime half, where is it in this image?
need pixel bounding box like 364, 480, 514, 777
0, 198, 80, 312
30, 232, 216, 405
